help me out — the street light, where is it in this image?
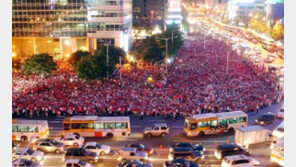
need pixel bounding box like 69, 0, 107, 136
156, 36, 178, 60
104, 41, 112, 80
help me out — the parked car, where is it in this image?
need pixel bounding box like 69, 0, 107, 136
82, 142, 111, 155
168, 147, 204, 162
34, 139, 65, 153
12, 159, 41, 167
63, 159, 91, 167
171, 142, 205, 153
12, 143, 19, 153
221, 154, 260, 167
214, 144, 250, 160
64, 148, 99, 164
164, 158, 199, 167
55, 134, 84, 146
276, 108, 284, 119
125, 143, 153, 155
12, 148, 44, 162
117, 159, 153, 167
255, 113, 275, 126
144, 123, 169, 137
117, 147, 148, 162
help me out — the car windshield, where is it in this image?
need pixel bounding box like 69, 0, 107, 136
74, 136, 79, 139
177, 143, 191, 147
27, 149, 34, 155
96, 144, 102, 149
277, 128, 284, 132
50, 140, 59, 146
78, 160, 86, 165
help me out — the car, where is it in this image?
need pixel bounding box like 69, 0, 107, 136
164, 158, 199, 167
221, 154, 260, 167
117, 159, 153, 167
276, 108, 284, 119
255, 113, 275, 126
12, 143, 19, 153
214, 144, 250, 160
64, 148, 99, 164
12, 158, 41, 167
34, 139, 65, 153
64, 159, 91, 167
278, 66, 284, 73
125, 143, 153, 155
82, 142, 111, 155
168, 147, 204, 162
12, 148, 44, 162
55, 134, 85, 146
253, 57, 260, 63
171, 142, 205, 153
144, 123, 169, 138
117, 147, 148, 162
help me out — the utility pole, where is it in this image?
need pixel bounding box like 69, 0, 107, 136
156, 36, 178, 60
119, 56, 122, 81
226, 52, 229, 75
172, 30, 174, 43
204, 34, 206, 49
104, 41, 111, 80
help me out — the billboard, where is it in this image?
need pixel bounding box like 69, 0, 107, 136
168, 0, 182, 12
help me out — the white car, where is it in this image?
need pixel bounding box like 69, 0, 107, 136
82, 142, 111, 155
12, 148, 44, 162
221, 154, 260, 167
276, 108, 284, 119
117, 147, 148, 162
64, 159, 91, 167
55, 134, 85, 146
12, 159, 41, 167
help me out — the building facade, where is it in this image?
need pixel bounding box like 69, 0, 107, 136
12, 0, 132, 59
165, 0, 182, 27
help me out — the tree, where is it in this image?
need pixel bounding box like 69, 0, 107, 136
23, 53, 57, 75
272, 24, 284, 40
158, 25, 183, 56
76, 55, 100, 80
68, 50, 90, 67
142, 37, 163, 63
12, 57, 22, 71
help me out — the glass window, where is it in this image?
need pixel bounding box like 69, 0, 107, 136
94, 123, 104, 129
104, 123, 116, 129
237, 117, 246, 123
190, 123, 197, 130
28, 126, 38, 133
81, 123, 89, 129
12, 126, 18, 132
71, 123, 81, 129
116, 123, 127, 129
198, 121, 209, 128
218, 119, 227, 125
228, 117, 237, 124
63, 123, 70, 130
19, 126, 28, 132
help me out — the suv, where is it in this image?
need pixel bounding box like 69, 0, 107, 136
117, 147, 148, 162
214, 144, 250, 160
221, 154, 260, 166
34, 139, 65, 153
168, 147, 204, 162
64, 148, 99, 164
144, 123, 169, 137
171, 142, 205, 153
255, 113, 275, 126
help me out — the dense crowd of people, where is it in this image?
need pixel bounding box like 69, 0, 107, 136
12, 34, 283, 119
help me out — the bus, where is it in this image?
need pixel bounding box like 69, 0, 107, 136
62, 116, 131, 138
272, 121, 284, 139
184, 111, 248, 137
12, 119, 49, 142
270, 138, 284, 166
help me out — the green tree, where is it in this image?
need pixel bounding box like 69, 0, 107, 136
272, 24, 284, 40
158, 25, 183, 56
142, 37, 163, 63
76, 55, 100, 80
23, 53, 57, 75
68, 50, 90, 67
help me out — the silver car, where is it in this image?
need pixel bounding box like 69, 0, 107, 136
35, 139, 65, 154
12, 159, 41, 167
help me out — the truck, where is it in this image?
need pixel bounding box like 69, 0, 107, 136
235, 125, 271, 148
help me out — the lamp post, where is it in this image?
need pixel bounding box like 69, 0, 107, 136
156, 36, 178, 60
104, 41, 112, 80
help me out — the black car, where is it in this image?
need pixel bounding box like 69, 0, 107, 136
125, 143, 154, 155
164, 159, 199, 167
117, 160, 153, 167
214, 144, 250, 160
255, 113, 275, 125
171, 142, 205, 152
169, 147, 204, 162
64, 148, 99, 163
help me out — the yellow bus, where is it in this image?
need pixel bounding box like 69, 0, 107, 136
184, 111, 248, 137
62, 116, 131, 138
12, 119, 49, 142
270, 138, 284, 166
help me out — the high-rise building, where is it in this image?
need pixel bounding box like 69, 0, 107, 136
12, 0, 132, 59
165, 0, 182, 27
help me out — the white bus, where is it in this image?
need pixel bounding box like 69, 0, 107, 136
12, 119, 49, 142
62, 116, 131, 138
184, 111, 248, 137
272, 121, 284, 139
270, 138, 284, 166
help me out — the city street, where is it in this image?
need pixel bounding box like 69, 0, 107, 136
14, 101, 283, 167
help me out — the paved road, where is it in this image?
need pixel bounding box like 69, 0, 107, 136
14, 101, 283, 167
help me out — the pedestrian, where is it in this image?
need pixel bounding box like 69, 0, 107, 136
140, 111, 144, 120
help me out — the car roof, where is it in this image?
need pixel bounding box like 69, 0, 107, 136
66, 134, 78, 138
65, 159, 81, 163
173, 147, 192, 152
262, 113, 274, 117
224, 154, 248, 161
217, 144, 239, 150
85, 142, 97, 146
121, 147, 137, 152
154, 123, 167, 127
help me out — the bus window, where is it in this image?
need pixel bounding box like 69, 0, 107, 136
228, 117, 237, 124
237, 117, 246, 123
19, 126, 28, 132
12, 126, 18, 132
63, 123, 70, 130
71, 123, 81, 129
210, 120, 217, 126
218, 119, 227, 125
28, 126, 38, 132
116, 123, 127, 129
190, 123, 197, 130
184, 121, 189, 129
94, 123, 104, 129
198, 121, 209, 128
81, 123, 89, 129
105, 123, 116, 129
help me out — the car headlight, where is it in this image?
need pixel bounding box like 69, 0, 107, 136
117, 157, 122, 161
260, 121, 264, 124
95, 156, 99, 160
145, 156, 148, 160
149, 150, 154, 154
202, 155, 205, 160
